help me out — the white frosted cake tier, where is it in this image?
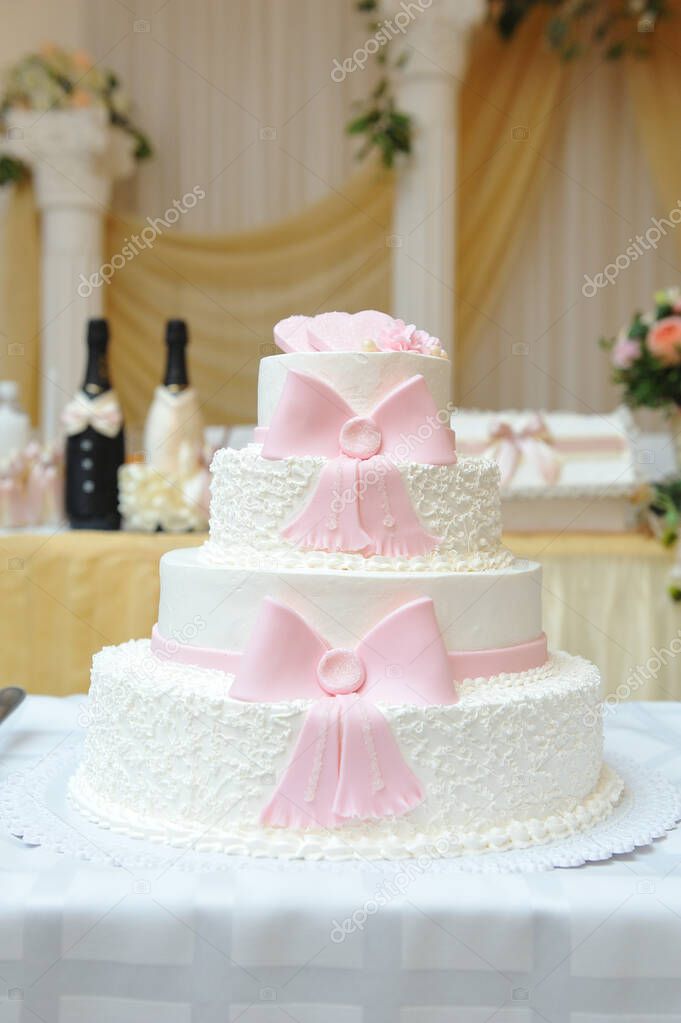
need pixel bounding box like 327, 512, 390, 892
157, 547, 543, 655
70, 642, 623, 860
258, 350, 451, 427
206, 447, 512, 572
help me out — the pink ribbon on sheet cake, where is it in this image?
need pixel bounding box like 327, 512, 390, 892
255, 371, 456, 557
462, 415, 628, 487
230, 596, 457, 829
486, 414, 561, 488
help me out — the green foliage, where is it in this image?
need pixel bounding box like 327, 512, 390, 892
0, 155, 28, 186
489, 1, 668, 60
649, 478, 681, 546
347, 2, 413, 168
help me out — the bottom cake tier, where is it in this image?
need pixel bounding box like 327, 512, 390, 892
69, 640, 624, 860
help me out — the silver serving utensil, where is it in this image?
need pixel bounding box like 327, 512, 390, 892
0, 686, 26, 726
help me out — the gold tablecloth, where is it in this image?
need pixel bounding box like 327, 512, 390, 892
1, 530, 677, 699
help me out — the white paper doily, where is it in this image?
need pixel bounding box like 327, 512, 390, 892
1, 737, 679, 874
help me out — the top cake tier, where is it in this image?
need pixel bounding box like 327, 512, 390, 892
204, 311, 511, 572
258, 349, 451, 429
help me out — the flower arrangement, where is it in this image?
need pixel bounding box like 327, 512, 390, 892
605, 288, 681, 598
490, 1, 668, 60
0, 43, 152, 186
118, 434, 221, 533
601, 288, 681, 410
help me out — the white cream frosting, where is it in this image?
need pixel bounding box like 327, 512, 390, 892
258, 350, 451, 427
70, 642, 623, 860
158, 547, 544, 653
206, 446, 512, 573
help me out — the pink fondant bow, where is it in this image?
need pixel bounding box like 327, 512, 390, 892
231, 596, 456, 829
486, 414, 561, 487
259, 371, 456, 557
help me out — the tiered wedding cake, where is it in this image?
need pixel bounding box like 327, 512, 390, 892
70, 311, 624, 859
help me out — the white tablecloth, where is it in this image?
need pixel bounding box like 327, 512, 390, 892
1, 697, 680, 1022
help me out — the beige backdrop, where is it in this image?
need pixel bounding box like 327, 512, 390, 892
2, 3, 679, 426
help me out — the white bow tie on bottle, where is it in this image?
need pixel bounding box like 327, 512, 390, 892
61, 391, 123, 439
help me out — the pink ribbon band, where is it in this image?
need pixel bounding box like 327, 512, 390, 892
150, 624, 548, 684
151, 624, 241, 674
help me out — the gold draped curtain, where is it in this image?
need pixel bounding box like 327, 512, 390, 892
105, 168, 393, 428
626, 15, 681, 232
2, 12, 679, 424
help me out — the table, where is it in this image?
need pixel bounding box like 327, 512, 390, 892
1, 529, 679, 700
1, 697, 680, 1020
0, 531, 203, 697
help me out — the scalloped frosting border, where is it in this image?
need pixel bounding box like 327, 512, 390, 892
68, 762, 625, 861
199, 540, 515, 574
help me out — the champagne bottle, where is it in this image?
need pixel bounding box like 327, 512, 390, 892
143, 319, 203, 475
64, 318, 125, 530
163, 319, 190, 392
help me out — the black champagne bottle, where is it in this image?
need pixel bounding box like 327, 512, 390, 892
65, 318, 125, 530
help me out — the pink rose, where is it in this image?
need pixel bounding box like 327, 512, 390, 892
376, 318, 415, 351
647, 316, 681, 366
611, 332, 640, 370
376, 319, 445, 356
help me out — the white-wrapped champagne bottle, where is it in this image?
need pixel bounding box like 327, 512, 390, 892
143, 320, 204, 475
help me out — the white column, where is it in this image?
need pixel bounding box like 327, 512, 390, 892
390, 0, 484, 386
3, 108, 135, 440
